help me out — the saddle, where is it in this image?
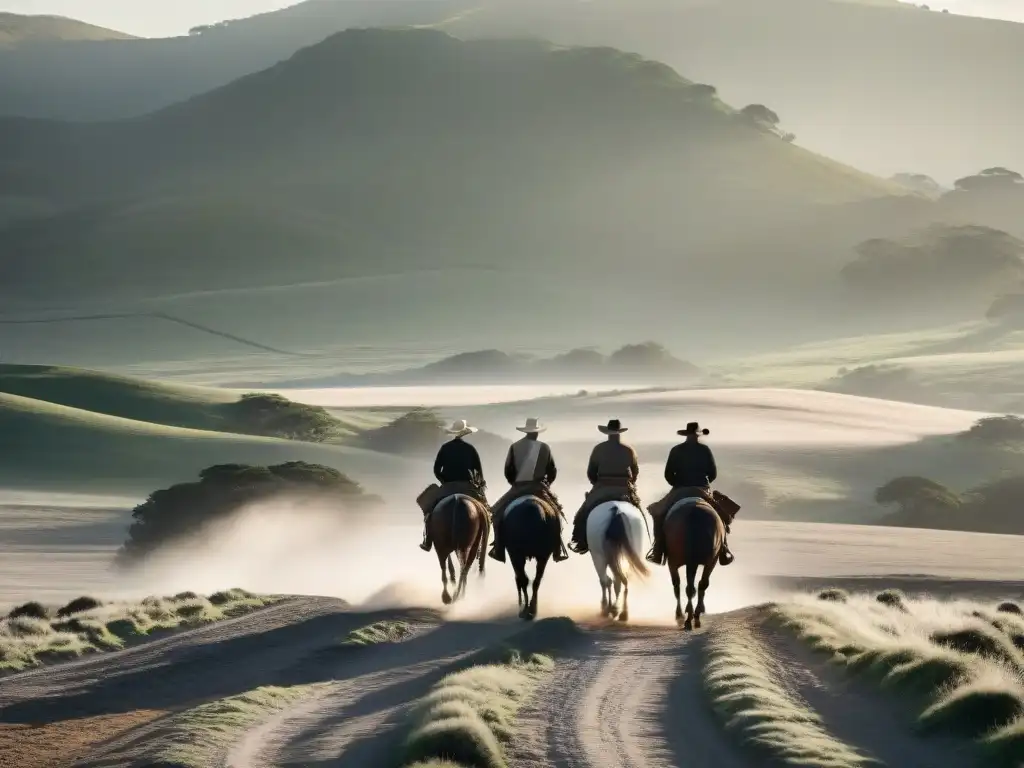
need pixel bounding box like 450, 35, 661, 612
417, 481, 490, 518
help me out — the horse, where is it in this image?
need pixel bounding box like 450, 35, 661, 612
586, 500, 650, 622
663, 498, 733, 630
428, 494, 489, 605
502, 495, 561, 620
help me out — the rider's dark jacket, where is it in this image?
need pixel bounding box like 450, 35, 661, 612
433, 437, 485, 484
663, 440, 718, 488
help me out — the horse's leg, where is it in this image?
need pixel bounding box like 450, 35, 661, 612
591, 551, 610, 616
670, 564, 683, 624
528, 554, 549, 620
612, 570, 623, 619
695, 560, 717, 629
438, 550, 452, 606
683, 561, 698, 631
448, 555, 456, 583
618, 574, 630, 623
511, 552, 529, 616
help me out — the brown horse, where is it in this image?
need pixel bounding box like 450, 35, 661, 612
664, 499, 735, 630
428, 494, 489, 605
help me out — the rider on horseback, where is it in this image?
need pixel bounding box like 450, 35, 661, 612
418, 419, 490, 552
568, 419, 642, 555
646, 422, 735, 566
488, 417, 569, 563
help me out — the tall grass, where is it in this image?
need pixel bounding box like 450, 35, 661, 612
776, 591, 1024, 767
402, 652, 554, 768
704, 621, 872, 767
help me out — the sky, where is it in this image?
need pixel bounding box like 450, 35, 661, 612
2, 0, 1023, 37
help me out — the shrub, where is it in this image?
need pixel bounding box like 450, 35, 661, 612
959, 415, 1024, 444
931, 625, 1024, 668
224, 392, 341, 442
8, 601, 49, 620
997, 602, 1022, 615
56, 596, 103, 617
876, 589, 908, 611
920, 684, 1024, 736
817, 588, 849, 603
5, 617, 52, 637
118, 461, 375, 563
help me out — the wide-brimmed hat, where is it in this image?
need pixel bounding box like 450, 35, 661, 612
445, 419, 478, 437
516, 417, 546, 434
679, 421, 709, 436
598, 418, 628, 434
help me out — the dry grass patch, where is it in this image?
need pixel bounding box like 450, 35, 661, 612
144, 684, 326, 768
402, 653, 554, 768
704, 620, 872, 767
776, 590, 1024, 766
341, 619, 413, 647
0, 589, 277, 672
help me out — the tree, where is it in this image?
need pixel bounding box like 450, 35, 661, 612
225, 392, 340, 442
841, 224, 1024, 295
117, 462, 376, 564
690, 83, 717, 98
875, 476, 960, 522
958, 415, 1024, 444
889, 173, 944, 196
953, 167, 1024, 193
739, 104, 780, 129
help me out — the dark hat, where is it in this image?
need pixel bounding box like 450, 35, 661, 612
598, 418, 628, 434
679, 421, 709, 436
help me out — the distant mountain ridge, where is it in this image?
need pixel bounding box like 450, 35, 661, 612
0, 28, 898, 314
239, 343, 703, 387
0, 0, 1021, 179
0, 12, 135, 47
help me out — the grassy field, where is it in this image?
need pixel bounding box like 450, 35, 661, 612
0, 364, 412, 492
775, 591, 1024, 766
0, 589, 276, 672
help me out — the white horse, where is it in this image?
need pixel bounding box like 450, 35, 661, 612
586, 500, 650, 622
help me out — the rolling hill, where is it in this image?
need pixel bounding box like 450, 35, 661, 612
0, 0, 1021, 181
0, 12, 134, 48
0, 28, 912, 355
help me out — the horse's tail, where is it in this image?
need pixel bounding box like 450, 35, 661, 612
450, 498, 465, 568
606, 509, 650, 581
685, 504, 719, 567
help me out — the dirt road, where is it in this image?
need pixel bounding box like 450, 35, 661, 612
0, 593, 988, 768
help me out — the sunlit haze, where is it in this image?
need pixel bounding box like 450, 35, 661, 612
3, 0, 1023, 37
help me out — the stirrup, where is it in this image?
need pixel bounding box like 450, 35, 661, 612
719, 549, 735, 566
488, 546, 505, 563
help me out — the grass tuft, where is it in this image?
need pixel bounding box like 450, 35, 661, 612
341, 620, 412, 647
983, 717, 1024, 768
56, 596, 103, 617
997, 602, 1022, 615
817, 588, 849, 603
7, 601, 49, 620
931, 624, 1024, 669
875, 589, 908, 611
920, 681, 1024, 737
402, 654, 553, 768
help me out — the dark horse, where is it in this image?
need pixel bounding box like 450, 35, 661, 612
502, 496, 561, 620
664, 499, 736, 630
429, 494, 489, 605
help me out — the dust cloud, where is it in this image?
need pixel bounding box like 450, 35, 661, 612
121, 496, 770, 626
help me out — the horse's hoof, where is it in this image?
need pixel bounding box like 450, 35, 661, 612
617, 611, 629, 623
694, 617, 702, 629
442, 593, 453, 606
683, 619, 693, 631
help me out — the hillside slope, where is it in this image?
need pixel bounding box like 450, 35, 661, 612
0, 29, 896, 312
0, 12, 134, 48
0, 0, 1020, 180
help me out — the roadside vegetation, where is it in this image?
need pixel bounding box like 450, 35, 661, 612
776, 591, 1024, 766
704, 621, 870, 767
1, 589, 276, 671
